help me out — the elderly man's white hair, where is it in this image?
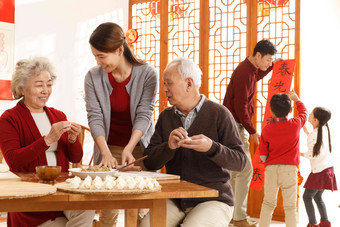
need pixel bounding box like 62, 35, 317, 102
165, 57, 202, 88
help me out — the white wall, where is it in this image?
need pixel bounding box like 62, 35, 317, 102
300, 0, 340, 175
299, 1, 340, 222
4, 0, 129, 125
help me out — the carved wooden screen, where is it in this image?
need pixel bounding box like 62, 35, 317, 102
208, 1, 248, 104
168, 0, 200, 62
129, 0, 300, 220
129, 1, 161, 119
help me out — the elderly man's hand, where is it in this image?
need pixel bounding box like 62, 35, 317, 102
168, 127, 188, 150
179, 134, 212, 152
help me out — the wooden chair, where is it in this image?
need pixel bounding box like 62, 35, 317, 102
79, 125, 90, 148
71, 125, 91, 168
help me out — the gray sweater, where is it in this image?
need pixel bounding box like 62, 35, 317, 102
144, 99, 246, 209
84, 64, 158, 164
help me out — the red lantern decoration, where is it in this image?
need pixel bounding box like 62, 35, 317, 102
266, 0, 289, 6
243, 0, 289, 7
149, 1, 160, 16
170, 0, 188, 20
243, 0, 290, 17
149, 0, 188, 20
171, 0, 187, 18
126, 29, 139, 44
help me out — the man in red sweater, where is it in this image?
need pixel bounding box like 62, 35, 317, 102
259, 91, 307, 227
223, 39, 278, 227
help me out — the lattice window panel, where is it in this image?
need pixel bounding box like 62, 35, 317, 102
130, 0, 298, 128
168, 0, 200, 64
255, 0, 297, 130
131, 1, 161, 119
209, 0, 247, 104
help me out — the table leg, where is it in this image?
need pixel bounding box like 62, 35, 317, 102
125, 209, 138, 227
150, 199, 167, 227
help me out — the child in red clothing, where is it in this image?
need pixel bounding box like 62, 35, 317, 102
259, 91, 307, 227
301, 107, 337, 227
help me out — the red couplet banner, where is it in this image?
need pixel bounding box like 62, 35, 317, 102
0, 0, 15, 100
0, 80, 13, 100
250, 59, 296, 190
0, 0, 15, 24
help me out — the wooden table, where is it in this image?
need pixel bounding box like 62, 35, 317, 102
0, 173, 218, 227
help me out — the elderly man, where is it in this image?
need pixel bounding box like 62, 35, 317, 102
139, 58, 247, 227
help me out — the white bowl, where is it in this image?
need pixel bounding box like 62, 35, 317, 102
68, 167, 117, 179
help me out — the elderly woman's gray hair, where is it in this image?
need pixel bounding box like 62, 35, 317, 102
165, 57, 202, 88
11, 56, 57, 99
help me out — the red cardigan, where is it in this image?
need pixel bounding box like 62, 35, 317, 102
259, 101, 307, 167
0, 101, 83, 227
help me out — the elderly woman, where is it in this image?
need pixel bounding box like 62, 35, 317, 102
0, 56, 95, 227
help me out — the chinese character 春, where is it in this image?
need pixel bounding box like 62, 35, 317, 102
277, 62, 292, 77
252, 168, 263, 182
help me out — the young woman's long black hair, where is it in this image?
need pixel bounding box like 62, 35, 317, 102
312, 107, 332, 157
89, 22, 144, 66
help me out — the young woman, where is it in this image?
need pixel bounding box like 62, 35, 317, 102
84, 22, 158, 226
301, 107, 337, 227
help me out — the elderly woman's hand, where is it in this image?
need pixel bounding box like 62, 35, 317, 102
44, 121, 71, 145
67, 122, 81, 143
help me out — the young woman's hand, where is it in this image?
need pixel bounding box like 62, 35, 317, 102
99, 152, 118, 168
121, 147, 136, 166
